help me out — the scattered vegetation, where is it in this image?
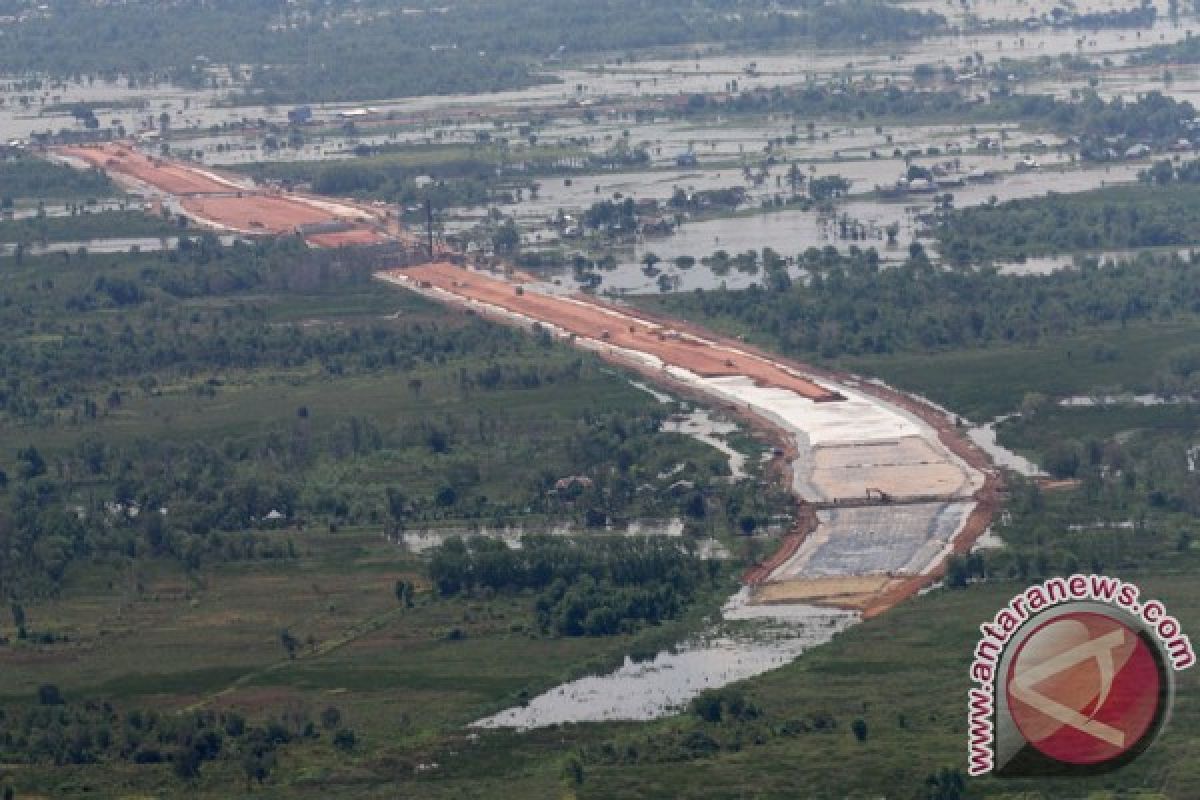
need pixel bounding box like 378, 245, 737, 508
937, 181, 1200, 264
0, 0, 943, 104
648, 246, 1200, 360
429, 535, 721, 636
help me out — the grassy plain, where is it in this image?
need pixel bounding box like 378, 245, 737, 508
839, 320, 1200, 420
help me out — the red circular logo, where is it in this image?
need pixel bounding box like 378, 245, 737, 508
1005, 611, 1165, 766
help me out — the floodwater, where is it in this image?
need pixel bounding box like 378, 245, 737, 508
3, 200, 127, 219
627, 377, 754, 479
4, 0, 1189, 732
967, 414, 1045, 477
398, 518, 727, 561
478, 157, 1145, 293
4, 0, 1190, 147
0, 234, 242, 257
1058, 392, 1182, 407
474, 597, 857, 729
664, 408, 749, 480
3, 4, 1170, 290
971, 528, 1008, 551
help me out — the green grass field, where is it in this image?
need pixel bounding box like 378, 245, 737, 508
838, 320, 1200, 420
0, 528, 740, 799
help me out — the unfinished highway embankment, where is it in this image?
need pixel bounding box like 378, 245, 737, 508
378, 262, 1001, 615
50, 140, 999, 616
53, 142, 393, 245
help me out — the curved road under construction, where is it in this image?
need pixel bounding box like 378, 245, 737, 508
378, 262, 1002, 616
53, 143, 1002, 617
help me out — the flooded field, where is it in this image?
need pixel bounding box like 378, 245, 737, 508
8, 0, 1185, 735
0, 233, 242, 257
397, 518, 728, 562
7, 0, 1187, 289
967, 414, 1046, 477
475, 599, 858, 729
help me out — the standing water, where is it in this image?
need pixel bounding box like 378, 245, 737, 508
474, 592, 857, 729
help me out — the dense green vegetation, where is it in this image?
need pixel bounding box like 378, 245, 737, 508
0, 701, 319, 782
704, 86, 1195, 159
236, 142, 636, 208
8, 18, 1200, 796
430, 535, 720, 636
0, 209, 181, 243
0, 155, 117, 203
937, 181, 1200, 264
645, 246, 1200, 362
841, 319, 1200, 419
0, 0, 943, 104
0, 235, 776, 600
0, 205, 774, 795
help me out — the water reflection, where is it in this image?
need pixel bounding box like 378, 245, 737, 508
474, 596, 857, 729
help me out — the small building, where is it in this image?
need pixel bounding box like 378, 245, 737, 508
338, 107, 380, 120
553, 475, 594, 492
288, 106, 313, 125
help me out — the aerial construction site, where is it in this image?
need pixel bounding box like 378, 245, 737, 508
379, 261, 1001, 616
49, 142, 1000, 617
54, 142, 395, 246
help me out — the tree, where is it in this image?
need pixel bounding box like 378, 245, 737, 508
320, 706, 342, 730
279, 628, 299, 659
386, 488, 407, 521
394, 579, 414, 608
10, 603, 26, 638
242, 750, 274, 786
173, 747, 202, 781
332, 728, 357, 751
945, 555, 969, 589
1148, 159, 1175, 185
37, 684, 64, 705
435, 485, 458, 507
562, 755, 585, 787
492, 219, 520, 254
923, 767, 966, 800
16, 445, 46, 479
